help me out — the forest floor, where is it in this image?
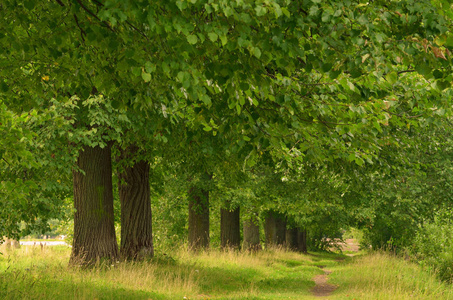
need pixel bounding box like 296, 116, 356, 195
0, 242, 452, 299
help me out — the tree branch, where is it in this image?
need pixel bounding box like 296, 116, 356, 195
74, 0, 114, 32
55, 0, 65, 7
73, 14, 86, 42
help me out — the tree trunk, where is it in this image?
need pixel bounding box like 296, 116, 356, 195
264, 210, 286, 247
297, 228, 308, 253
188, 186, 210, 251
243, 214, 261, 251
285, 227, 298, 251
70, 144, 119, 265
220, 206, 240, 250
118, 147, 153, 260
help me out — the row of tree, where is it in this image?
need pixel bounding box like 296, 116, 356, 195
1, 0, 453, 265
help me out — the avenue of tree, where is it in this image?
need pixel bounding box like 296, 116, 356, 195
1, 0, 453, 264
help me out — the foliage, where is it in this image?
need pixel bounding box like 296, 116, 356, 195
411, 209, 453, 282
2, 0, 453, 268
353, 118, 453, 250
0, 101, 73, 240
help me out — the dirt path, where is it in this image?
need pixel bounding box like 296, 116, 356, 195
311, 267, 337, 297
311, 239, 359, 297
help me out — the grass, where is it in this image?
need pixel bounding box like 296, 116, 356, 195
0, 244, 452, 299
329, 252, 453, 300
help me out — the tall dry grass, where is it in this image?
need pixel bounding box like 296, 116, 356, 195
330, 251, 453, 299
2, 244, 453, 299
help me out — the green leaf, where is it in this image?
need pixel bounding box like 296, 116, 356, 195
433, 69, 444, 79
329, 70, 341, 79
208, 32, 218, 42
416, 63, 431, 76
131, 67, 141, 77
252, 47, 262, 59
446, 35, 453, 47
201, 94, 212, 106
347, 80, 355, 92
220, 35, 228, 46
111, 100, 120, 109
145, 61, 156, 74
435, 80, 451, 91
142, 72, 151, 82
322, 63, 332, 73
240, 82, 249, 91
23, 1, 35, 10
255, 6, 267, 17
385, 72, 398, 85
281, 7, 290, 18
187, 35, 198, 45
0, 81, 8, 93
273, 3, 282, 18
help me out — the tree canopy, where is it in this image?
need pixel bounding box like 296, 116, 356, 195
1, 0, 453, 262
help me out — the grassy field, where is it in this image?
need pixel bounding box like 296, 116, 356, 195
0, 244, 452, 299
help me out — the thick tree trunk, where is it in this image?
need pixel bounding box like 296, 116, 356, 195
242, 214, 261, 251
118, 147, 153, 260
285, 227, 298, 251
297, 228, 308, 253
70, 144, 119, 265
188, 186, 210, 251
220, 206, 240, 250
264, 210, 286, 247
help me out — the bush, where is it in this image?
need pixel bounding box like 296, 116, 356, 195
411, 209, 453, 282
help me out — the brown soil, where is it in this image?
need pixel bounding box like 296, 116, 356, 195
311, 268, 337, 297
311, 239, 359, 297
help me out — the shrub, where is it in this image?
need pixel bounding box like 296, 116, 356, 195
411, 209, 453, 282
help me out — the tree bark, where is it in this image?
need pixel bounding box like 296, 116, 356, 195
242, 213, 261, 251
118, 147, 153, 260
188, 186, 210, 251
220, 206, 240, 250
70, 144, 119, 265
264, 210, 286, 247
297, 228, 308, 253
285, 227, 298, 251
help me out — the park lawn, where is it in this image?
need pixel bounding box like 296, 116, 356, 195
0, 245, 452, 299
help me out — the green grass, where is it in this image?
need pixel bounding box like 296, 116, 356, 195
0, 245, 452, 299
329, 252, 453, 300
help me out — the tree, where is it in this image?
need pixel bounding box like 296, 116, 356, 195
2, 0, 453, 264
117, 146, 154, 260
188, 181, 211, 251
220, 204, 240, 250
71, 143, 119, 264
